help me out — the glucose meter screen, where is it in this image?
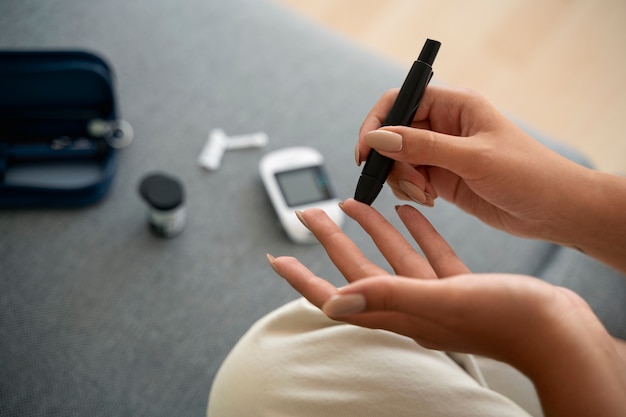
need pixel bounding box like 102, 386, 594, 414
275, 166, 333, 207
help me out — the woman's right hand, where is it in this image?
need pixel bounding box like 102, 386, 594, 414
356, 86, 626, 271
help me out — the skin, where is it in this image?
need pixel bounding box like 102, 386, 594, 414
268, 86, 626, 415
268, 201, 626, 416
357, 86, 626, 271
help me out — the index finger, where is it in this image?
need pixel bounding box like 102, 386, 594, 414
356, 89, 398, 165
339, 199, 438, 279
298, 208, 389, 281
358, 88, 398, 138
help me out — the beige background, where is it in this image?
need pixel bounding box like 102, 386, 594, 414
277, 0, 626, 173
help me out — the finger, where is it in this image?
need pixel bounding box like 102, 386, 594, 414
396, 205, 470, 277
411, 85, 490, 135
356, 89, 399, 165
421, 166, 505, 227
298, 208, 388, 280
325, 308, 453, 352
366, 126, 480, 180
391, 165, 491, 222
358, 89, 399, 137
387, 163, 437, 207
267, 254, 337, 309
339, 198, 438, 279
416, 165, 438, 199
323, 273, 552, 358
357, 85, 493, 169
359, 85, 479, 140
270, 256, 461, 351
332, 274, 459, 317
321, 276, 467, 348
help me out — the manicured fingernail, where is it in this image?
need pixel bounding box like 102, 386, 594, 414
266, 253, 279, 273
354, 143, 362, 166
322, 293, 366, 317
364, 130, 403, 152
399, 180, 434, 207
295, 210, 310, 230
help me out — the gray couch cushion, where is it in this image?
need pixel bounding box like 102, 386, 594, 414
1, 0, 624, 416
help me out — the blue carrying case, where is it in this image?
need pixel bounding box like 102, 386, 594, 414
0, 50, 132, 207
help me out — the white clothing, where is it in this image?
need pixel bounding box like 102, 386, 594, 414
208, 298, 543, 416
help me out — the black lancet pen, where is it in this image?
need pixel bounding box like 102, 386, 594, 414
354, 38, 441, 205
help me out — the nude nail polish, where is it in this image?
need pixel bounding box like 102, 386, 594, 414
364, 130, 403, 152
295, 210, 311, 230
354, 143, 362, 166
399, 180, 434, 207
266, 253, 279, 273
323, 293, 367, 317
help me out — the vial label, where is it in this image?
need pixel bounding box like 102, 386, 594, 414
148, 206, 186, 237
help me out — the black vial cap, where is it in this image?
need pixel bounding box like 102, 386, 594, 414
139, 173, 184, 211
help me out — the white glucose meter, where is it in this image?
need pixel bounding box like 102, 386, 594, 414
259, 147, 344, 244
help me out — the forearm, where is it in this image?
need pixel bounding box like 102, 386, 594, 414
519, 314, 626, 416
533, 344, 626, 416
543, 168, 626, 273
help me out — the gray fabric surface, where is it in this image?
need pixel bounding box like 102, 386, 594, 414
1, 0, 624, 416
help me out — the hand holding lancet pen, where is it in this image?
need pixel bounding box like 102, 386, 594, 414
354, 39, 441, 205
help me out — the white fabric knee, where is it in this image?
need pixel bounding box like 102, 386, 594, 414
208, 298, 540, 417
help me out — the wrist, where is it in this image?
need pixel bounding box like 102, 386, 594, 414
511, 291, 626, 416
540, 168, 626, 272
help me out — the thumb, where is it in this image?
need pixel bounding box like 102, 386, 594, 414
322, 276, 453, 319
365, 126, 480, 178
321, 276, 471, 348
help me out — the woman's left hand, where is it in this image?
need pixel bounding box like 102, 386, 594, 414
267, 199, 615, 377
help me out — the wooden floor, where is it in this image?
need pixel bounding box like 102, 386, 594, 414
276, 0, 626, 173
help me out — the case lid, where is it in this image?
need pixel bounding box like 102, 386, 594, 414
0, 50, 117, 142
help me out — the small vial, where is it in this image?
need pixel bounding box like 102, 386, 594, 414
138, 173, 186, 238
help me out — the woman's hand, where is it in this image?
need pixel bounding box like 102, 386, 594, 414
268, 199, 626, 416
355, 86, 587, 241
355, 85, 626, 271
268, 198, 593, 367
